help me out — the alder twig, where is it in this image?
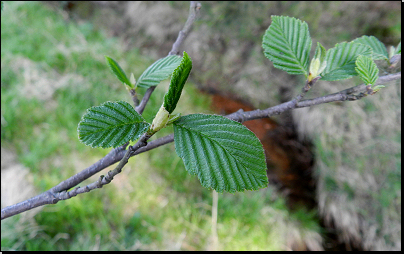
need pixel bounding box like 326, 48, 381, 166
1, 5, 399, 221
226, 72, 401, 122
288, 76, 321, 110
128, 87, 140, 107
0, 69, 399, 221
1, 1, 202, 220
169, 1, 201, 56
57, 132, 152, 200
136, 1, 201, 114
296, 71, 401, 108
135, 86, 156, 114
111, 72, 402, 159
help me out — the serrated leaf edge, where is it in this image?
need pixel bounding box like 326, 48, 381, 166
163, 52, 192, 114
352, 35, 388, 61
321, 41, 373, 81
173, 114, 268, 193
78, 101, 150, 148
355, 55, 379, 85
136, 55, 182, 88
262, 15, 312, 76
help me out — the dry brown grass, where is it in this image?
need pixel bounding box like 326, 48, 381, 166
293, 76, 401, 250
10, 57, 85, 101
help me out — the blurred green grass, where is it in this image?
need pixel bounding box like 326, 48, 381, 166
1, 2, 321, 251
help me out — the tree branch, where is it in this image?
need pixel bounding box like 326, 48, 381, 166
55, 132, 152, 200
226, 72, 401, 122
296, 72, 401, 108
115, 72, 402, 159
1, 6, 400, 220
1, 69, 399, 221
1, 1, 202, 220
135, 85, 156, 114
169, 1, 201, 56
136, 1, 201, 114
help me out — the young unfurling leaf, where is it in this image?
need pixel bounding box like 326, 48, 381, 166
149, 52, 192, 134
163, 52, 192, 114
105, 56, 133, 88
136, 54, 182, 88
355, 55, 379, 87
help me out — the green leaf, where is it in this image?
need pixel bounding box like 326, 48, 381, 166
321, 42, 372, 81
136, 54, 182, 88
105, 56, 133, 88
167, 113, 181, 125
395, 41, 401, 55
371, 85, 385, 93
352, 35, 388, 61
173, 114, 268, 193
355, 55, 379, 86
163, 52, 192, 114
78, 101, 150, 148
314, 42, 326, 63
262, 15, 312, 76
389, 41, 401, 66
308, 43, 327, 81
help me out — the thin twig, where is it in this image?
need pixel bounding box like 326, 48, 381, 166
227, 72, 401, 122
1, 1, 202, 220
1, 71, 400, 220
57, 132, 152, 200
1, 9, 399, 220
136, 1, 201, 114
169, 1, 201, 56
128, 87, 140, 107
287, 76, 321, 111
118, 72, 402, 159
135, 86, 156, 114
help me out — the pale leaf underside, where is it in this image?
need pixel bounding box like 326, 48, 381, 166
137, 55, 182, 88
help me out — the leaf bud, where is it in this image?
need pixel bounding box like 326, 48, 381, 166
150, 105, 170, 133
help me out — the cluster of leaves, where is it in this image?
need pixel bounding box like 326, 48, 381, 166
262, 15, 401, 92
78, 16, 400, 193
78, 52, 268, 193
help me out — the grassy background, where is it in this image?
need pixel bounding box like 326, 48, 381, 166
1, 2, 322, 250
